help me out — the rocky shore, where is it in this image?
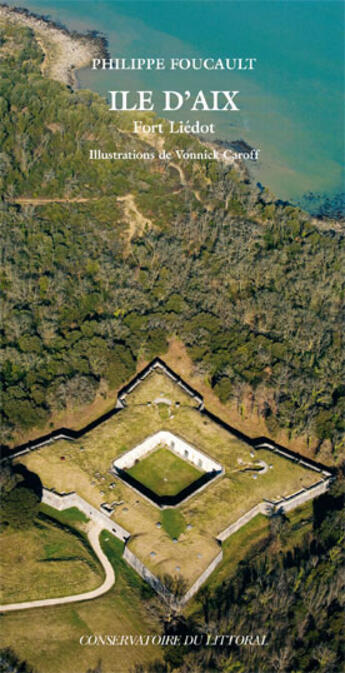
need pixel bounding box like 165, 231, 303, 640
0, 3, 108, 87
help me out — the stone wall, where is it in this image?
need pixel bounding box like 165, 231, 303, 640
217, 477, 332, 542
114, 430, 222, 473
217, 503, 269, 542
118, 358, 203, 407
123, 545, 223, 606
12, 433, 74, 458
269, 478, 332, 513
123, 546, 167, 597
42, 488, 130, 542
180, 550, 223, 605
255, 441, 332, 478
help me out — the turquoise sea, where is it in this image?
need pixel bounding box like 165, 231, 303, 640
7, 0, 345, 215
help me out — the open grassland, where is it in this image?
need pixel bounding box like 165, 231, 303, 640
19, 372, 320, 589
0, 513, 101, 603
127, 446, 203, 495
0, 530, 162, 673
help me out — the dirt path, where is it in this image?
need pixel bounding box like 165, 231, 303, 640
169, 161, 187, 186
0, 523, 115, 613
118, 194, 152, 250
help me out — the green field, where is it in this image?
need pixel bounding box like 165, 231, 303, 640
161, 509, 187, 539
126, 446, 203, 495
0, 510, 162, 673
0, 512, 102, 603
41, 505, 90, 525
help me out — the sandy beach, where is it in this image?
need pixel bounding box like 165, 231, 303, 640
0, 3, 107, 87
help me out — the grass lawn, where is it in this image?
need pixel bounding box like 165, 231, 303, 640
0, 511, 102, 603
40, 504, 89, 525
126, 446, 203, 496
99, 532, 154, 599
161, 509, 186, 539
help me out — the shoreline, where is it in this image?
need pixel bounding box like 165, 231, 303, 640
1, 4, 343, 223
0, 3, 108, 87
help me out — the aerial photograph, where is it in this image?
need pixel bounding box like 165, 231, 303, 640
0, 1, 344, 672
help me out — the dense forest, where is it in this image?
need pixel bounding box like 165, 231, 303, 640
1, 21, 344, 459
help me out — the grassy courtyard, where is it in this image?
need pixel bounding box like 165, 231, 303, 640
18, 368, 321, 589
126, 445, 203, 496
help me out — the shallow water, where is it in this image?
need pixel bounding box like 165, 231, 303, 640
6, 0, 345, 214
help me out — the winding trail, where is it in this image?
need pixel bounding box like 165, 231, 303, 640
0, 524, 115, 613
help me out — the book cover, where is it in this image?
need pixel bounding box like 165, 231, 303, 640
0, 2, 344, 673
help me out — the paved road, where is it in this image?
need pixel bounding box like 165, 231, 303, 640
0, 524, 115, 613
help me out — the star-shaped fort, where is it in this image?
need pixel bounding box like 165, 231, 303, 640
16, 359, 332, 602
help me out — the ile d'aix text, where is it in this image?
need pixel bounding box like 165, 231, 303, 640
108, 90, 240, 112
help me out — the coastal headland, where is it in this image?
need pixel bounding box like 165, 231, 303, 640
0, 3, 108, 87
